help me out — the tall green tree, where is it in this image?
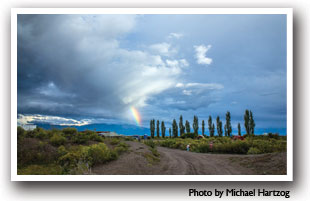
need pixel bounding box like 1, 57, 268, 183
156, 120, 160, 138
224, 124, 228, 137
208, 116, 214, 137
225, 111, 232, 137
179, 115, 185, 136
169, 128, 172, 138
161, 121, 166, 138
172, 119, 178, 138
185, 120, 190, 133
193, 115, 199, 135
249, 111, 255, 135
150, 119, 155, 138
219, 121, 223, 137
238, 123, 241, 136
202, 120, 205, 136
244, 110, 250, 135
216, 116, 223, 137
212, 123, 215, 137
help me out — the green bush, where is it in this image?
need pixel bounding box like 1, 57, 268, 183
87, 143, 117, 166
110, 138, 120, 145
50, 133, 67, 146
18, 138, 58, 168
247, 147, 262, 154
124, 136, 134, 141
72, 132, 89, 144
25, 130, 36, 138
268, 133, 280, 139
58, 145, 90, 174
62, 127, 78, 139
150, 147, 160, 157
114, 142, 129, 154
57, 145, 67, 157
31, 127, 49, 140
18, 164, 63, 175
144, 140, 156, 148
181, 132, 198, 139
196, 142, 211, 153
17, 126, 25, 141
88, 131, 103, 142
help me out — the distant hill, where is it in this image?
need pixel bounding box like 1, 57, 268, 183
35, 123, 286, 136
36, 123, 151, 136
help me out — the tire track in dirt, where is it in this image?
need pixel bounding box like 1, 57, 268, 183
92, 141, 284, 175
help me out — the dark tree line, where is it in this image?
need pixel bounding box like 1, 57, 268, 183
149, 109, 255, 138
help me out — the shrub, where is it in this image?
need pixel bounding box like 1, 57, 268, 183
144, 140, 156, 148
124, 136, 134, 141
34, 129, 49, 140
268, 133, 280, 139
196, 142, 211, 153
181, 132, 198, 139
110, 138, 120, 145
18, 138, 58, 168
88, 132, 103, 142
58, 145, 90, 174
25, 130, 36, 138
159, 139, 175, 148
57, 145, 67, 157
247, 147, 262, 154
150, 147, 160, 157
114, 142, 129, 154
50, 133, 67, 146
18, 164, 63, 175
17, 126, 25, 141
62, 127, 78, 139
72, 132, 89, 144
87, 143, 117, 166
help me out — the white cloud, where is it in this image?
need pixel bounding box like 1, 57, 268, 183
166, 59, 189, 68
175, 83, 184, 88
149, 42, 177, 57
194, 44, 213, 65
185, 83, 223, 90
182, 90, 192, 96
168, 32, 183, 39
17, 114, 92, 126
175, 82, 224, 96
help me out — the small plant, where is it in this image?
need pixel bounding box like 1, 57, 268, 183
180, 132, 197, 139
18, 164, 63, 175
114, 142, 129, 154
50, 133, 67, 146
110, 138, 120, 145
62, 127, 78, 139
144, 140, 156, 148
247, 147, 262, 155
87, 143, 117, 166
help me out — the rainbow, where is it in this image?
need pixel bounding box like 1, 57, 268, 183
130, 106, 141, 126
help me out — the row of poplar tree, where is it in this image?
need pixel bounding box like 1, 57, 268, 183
149, 109, 255, 138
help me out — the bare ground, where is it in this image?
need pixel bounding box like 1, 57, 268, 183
91, 141, 286, 175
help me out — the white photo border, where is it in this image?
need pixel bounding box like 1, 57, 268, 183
11, 8, 293, 181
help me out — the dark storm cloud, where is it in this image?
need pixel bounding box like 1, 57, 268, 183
17, 14, 192, 121
18, 14, 136, 118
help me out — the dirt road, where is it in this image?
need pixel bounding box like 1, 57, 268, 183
91, 141, 286, 175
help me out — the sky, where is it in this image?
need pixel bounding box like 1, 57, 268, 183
17, 14, 287, 133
